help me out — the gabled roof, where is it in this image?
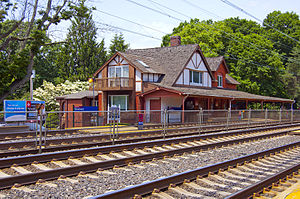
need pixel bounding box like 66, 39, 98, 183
206, 56, 229, 73
150, 83, 293, 103
121, 44, 214, 86
226, 74, 240, 85
56, 90, 98, 100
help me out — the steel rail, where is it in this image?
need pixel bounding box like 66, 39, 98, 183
0, 127, 297, 190
0, 123, 298, 161
0, 121, 297, 152
0, 122, 298, 158
0, 120, 291, 142
0, 125, 295, 169
90, 141, 300, 199
226, 163, 300, 198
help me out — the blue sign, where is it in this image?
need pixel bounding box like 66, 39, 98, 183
74, 106, 98, 111
4, 100, 26, 122
27, 101, 45, 120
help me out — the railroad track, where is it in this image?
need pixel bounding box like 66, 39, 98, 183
0, 121, 255, 141
0, 122, 297, 157
0, 125, 298, 191
90, 141, 300, 199
0, 121, 293, 143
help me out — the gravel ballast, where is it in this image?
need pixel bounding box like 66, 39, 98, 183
0, 135, 300, 199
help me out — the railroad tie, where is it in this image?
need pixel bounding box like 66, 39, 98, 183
169, 187, 215, 199
184, 181, 232, 197
51, 161, 70, 168
163, 145, 178, 150
12, 186, 36, 193
110, 152, 127, 158
84, 156, 101, 163
11, 166, 32, 174
244, 163, 276, 175
222, 171, 260, 182
58, 177, 78, 184
152, 192, 175, 199
0, 170, 10, 178
78, 172, 99, 179
98, 154, 115, 160
32, 163, 52, 171
211, 174, 251, 186
234, 167, 267, 178
97, 170, 117, 175
154, 146, 168, 151
196, 178, 240, 192
134, 149, 150, 155
36, 180, 58, 188
122, 150, 140, 157
68, 158, 86, 165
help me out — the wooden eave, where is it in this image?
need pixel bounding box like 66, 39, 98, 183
93, 52, 143, 78
172, 45, 215, 86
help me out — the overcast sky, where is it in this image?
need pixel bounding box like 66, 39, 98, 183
50, 0, 300, 49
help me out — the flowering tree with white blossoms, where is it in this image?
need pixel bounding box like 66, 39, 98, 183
33, 80, 89, 111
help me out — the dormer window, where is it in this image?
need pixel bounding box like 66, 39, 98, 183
189, 70, 203, 84
217, 75, 223, 87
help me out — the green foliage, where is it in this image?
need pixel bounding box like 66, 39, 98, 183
33, 80, 89, 111
46, 111, 59, 129
0, 0, 76, 101
56, 0, 107, 82
162, 13, 299, 99
282, 46, 300, 108
263, 11, 300, 57
109, 33, 129, 57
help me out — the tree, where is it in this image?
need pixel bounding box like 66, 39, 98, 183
33, 80, 89, 111
108, 33, 129, 57
34, 44, 62, 87
263, 11, 300, 57
161, 17, 288, 98
56, 0, 107, 82
0, 0, 75, 102
282, 46, 300, 108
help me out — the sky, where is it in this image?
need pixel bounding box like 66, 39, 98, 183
49, 0, 300, 49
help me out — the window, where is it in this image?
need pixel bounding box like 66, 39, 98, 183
108, 95, 129, 110
108, 65, 129, 78
189, 70, 203, 84
218, 75, 223, 87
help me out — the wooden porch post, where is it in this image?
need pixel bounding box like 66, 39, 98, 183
261, 101, 264, 110
246, 100, 248, 109
207, 98, 210, 110
182, 96, 185, 123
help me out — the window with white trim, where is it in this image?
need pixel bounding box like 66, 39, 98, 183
217, 75, 223, 87
189, 70, 203, 84
108, 95, 129, 110
108, 65, 129, 78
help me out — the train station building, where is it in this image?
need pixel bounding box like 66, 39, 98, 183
57, 36, 294, 125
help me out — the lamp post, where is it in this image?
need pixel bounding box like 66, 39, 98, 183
30, 70, 35, 101
89, 78, 95, 106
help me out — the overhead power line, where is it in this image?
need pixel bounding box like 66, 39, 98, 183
181, 0, 294, 53
125, 0, 183, 22
95, 22, 161, 41
219, 0, 300, 44
125, 0, 286, 70
95, 9, 168, 35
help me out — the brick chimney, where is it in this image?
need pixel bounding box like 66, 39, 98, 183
170, 36, 181, 47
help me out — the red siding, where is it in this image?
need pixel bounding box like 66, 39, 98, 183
212, 62, 237, 90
